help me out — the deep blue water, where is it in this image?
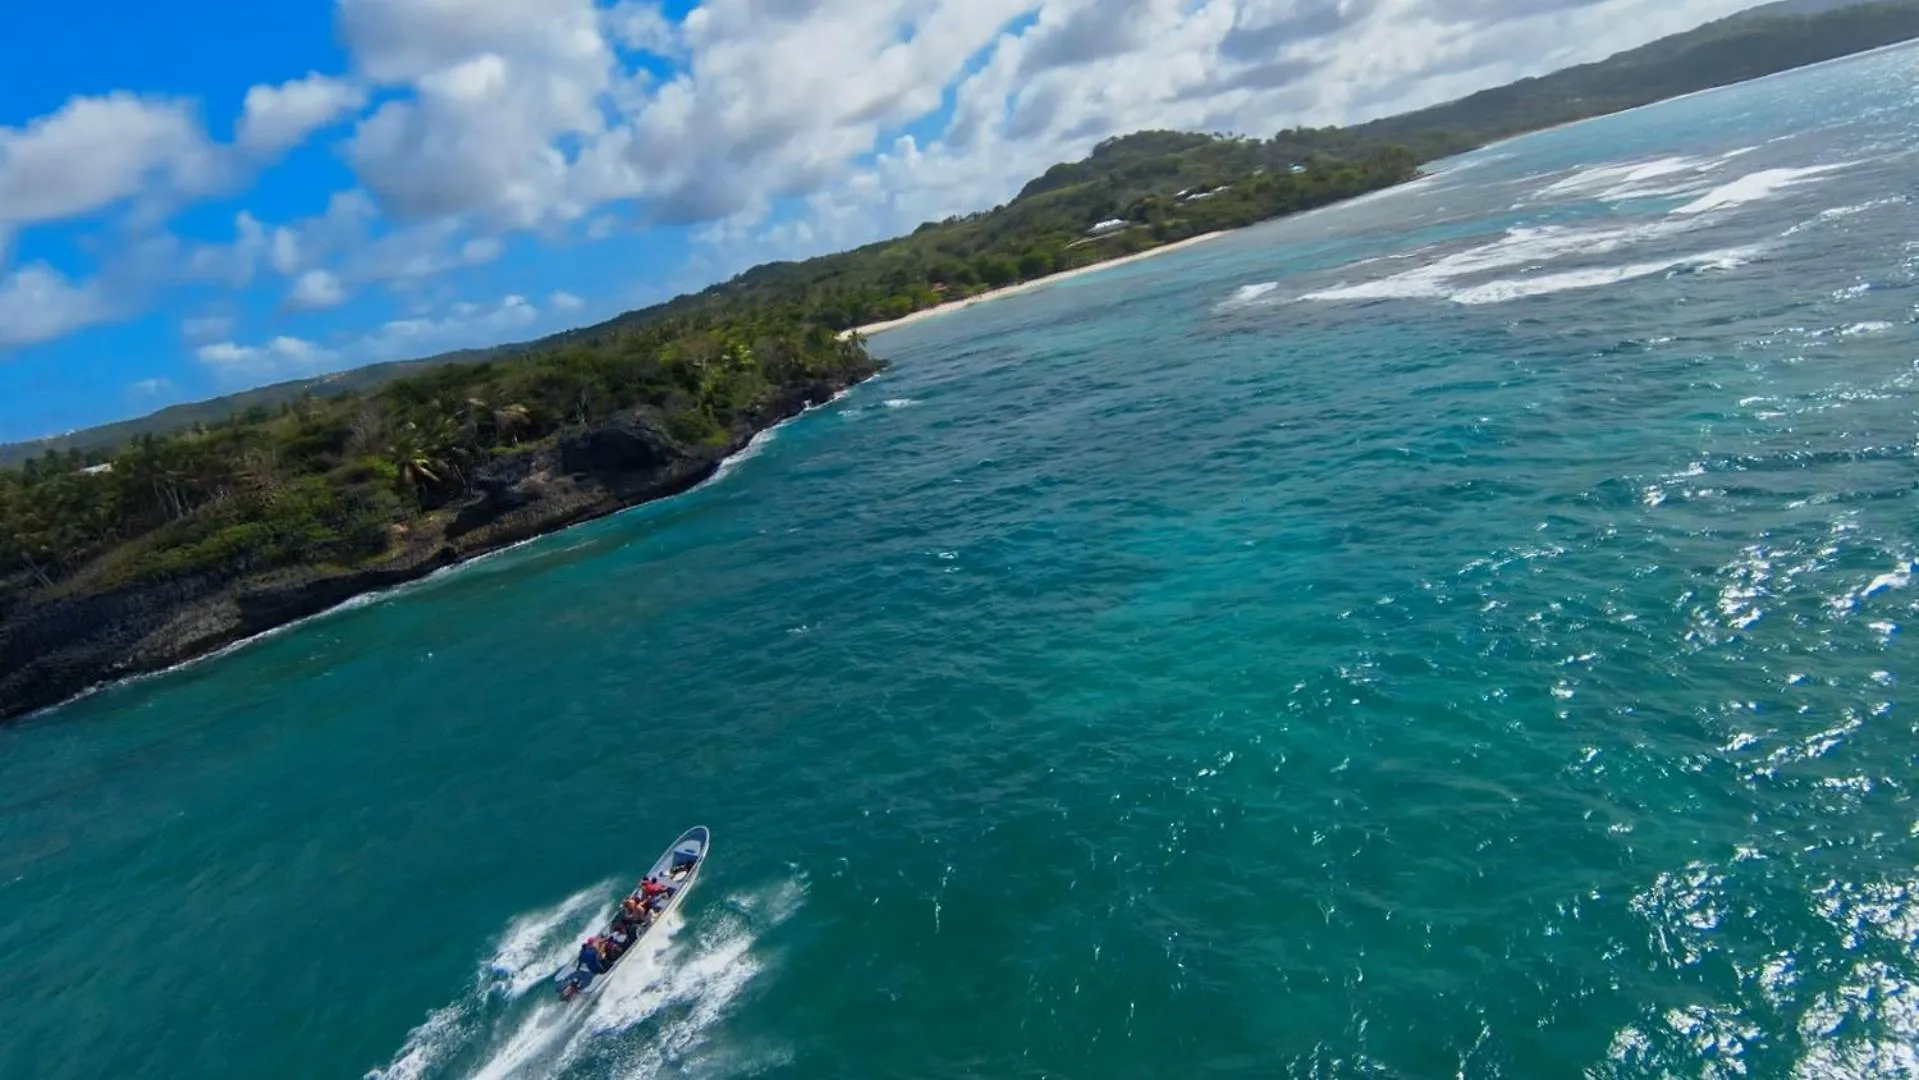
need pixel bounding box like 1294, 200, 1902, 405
1, 43, 1916, 1080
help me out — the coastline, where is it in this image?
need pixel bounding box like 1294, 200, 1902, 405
1, 363, 884, 725
843, 231, 1231, 339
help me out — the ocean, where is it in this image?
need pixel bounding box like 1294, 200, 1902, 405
2, 42, 1916, 1080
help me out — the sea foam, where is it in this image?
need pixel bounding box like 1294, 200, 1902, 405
1671, 163, 1853, 215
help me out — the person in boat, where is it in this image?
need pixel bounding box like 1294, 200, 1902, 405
639, 875, 675, 910
602, 932, 628, 964
615, 895, 649, 934
577, 936, 610, 975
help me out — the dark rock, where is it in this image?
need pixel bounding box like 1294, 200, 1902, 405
559, 411, 682, 477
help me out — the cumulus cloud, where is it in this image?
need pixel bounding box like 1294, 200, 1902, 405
196, 334, 335, 379
0, 264, 114, 347
236, 73, 367, 154
361, 293, 540, 357
340, 0, 615, 226
0, 93, 216, 228
549, 289, 585, 311
198, 293, 549, 379
286, 268, 348, 310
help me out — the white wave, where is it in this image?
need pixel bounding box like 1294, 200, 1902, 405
1216, 281, 1281, 310
705, 382, 863, 485
1670, 163, 1853, 216
1532, 154, 1730, 205
367, 885, 613, 1080
606, 878, 810, 1079
451, 877, 808, 1080
1840, 321, 1895, 336
1536, 156, 1702, 197
881, 398, 919, 409
460, 912, 695, 1080
1782, 195, 1905, 237
1302, 218, 1696, 302
707, 425, 778, 483
1819, 196, 1904, 220
489, 888, 613, 999
1448, 246, 1759, 305
1864, 560, 1916, 599
1306, 226, 1757, 305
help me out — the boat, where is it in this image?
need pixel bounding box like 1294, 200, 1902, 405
556, 826, 710, 1001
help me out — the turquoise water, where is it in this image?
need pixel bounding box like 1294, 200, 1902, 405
4, 45, 1918, 1079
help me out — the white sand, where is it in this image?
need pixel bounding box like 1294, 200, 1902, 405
840, 231, 1231, 339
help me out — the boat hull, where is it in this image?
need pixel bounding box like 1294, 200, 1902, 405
557, 826, 709, 1000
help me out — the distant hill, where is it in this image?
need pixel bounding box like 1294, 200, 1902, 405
1327, 0, 1919, 160
7, 0, 1918, 468
1743, 0, 1883, 16
0, 348, 509, 468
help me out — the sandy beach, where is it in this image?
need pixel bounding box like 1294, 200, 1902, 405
841, 230, 1231, 339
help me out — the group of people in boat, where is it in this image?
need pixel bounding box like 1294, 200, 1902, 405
564, 871, 683, 991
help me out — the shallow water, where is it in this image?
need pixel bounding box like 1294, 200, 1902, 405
2, 43, 1917, 1079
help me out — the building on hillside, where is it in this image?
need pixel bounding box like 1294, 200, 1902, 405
1085, 218, 1128, 237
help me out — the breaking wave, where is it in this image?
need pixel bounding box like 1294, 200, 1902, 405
1299, 215, 1758, 305
1671, 162, 1854, 215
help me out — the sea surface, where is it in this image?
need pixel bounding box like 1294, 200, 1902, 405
4, 44, 1918, 1080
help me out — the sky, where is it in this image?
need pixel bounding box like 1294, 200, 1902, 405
0, 0, 1765, 443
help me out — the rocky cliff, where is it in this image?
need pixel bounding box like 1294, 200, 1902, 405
0, 365, 881, 722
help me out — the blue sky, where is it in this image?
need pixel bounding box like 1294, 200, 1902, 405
0, 0, 1757, 443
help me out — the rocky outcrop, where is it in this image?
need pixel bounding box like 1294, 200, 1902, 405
0, 364, 881, 723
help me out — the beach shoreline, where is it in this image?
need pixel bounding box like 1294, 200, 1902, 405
842, 231, 1232, 339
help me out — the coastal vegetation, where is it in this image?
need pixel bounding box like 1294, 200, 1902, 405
0, 314, 866, 596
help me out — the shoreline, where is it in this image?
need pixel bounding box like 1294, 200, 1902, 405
843, 231, 1232, 339
3, 366, 884, 726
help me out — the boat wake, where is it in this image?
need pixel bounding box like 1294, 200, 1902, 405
367, 877, 806, 1080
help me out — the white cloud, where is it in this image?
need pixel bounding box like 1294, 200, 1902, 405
128, 377, 173, 397
0, 92, 215, 228
180, 314, 234, 342
201, 293, 548, 376
549, 289, 585, 311
606, 1, 681, 55
340, 0, 615, 226
196, 341, 259, 364
287, 268, 348, 310
236, 73, 367, 154
0, 263, 113, 347
460, 236, 503, 264
196, 334, 335, 379
363, 293, 540, 357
